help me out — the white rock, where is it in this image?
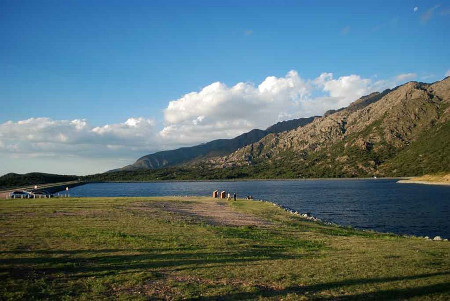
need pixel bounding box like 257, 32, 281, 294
433, 236, 442, 241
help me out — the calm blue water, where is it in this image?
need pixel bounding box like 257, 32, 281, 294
69, 179, 450, 238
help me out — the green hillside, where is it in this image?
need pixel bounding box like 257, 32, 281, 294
380, 121, 450, 176
0, 173, 78, 190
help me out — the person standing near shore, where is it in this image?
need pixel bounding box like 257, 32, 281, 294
233, 193, 236, 201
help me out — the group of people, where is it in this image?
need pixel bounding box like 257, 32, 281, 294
214, 190, 253, 201
224, 193, 254, 201
227, 193, 237, 201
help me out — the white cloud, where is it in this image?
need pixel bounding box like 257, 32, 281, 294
161, 70, 315, 146
414, 6, 418, 12
0, 117, 158, 174
0, 117, 156, 148
395, 73, 417, 82
92, 117, 156, 143
160, 71, 399, 148
1, 70, 407, 175
314, 73, 374, 107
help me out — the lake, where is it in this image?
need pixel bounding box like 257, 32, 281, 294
68, 179, 450, 238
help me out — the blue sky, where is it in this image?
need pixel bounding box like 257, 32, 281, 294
0, 0, 449, 175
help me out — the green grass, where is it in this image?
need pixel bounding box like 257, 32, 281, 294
0, 197, 449, 300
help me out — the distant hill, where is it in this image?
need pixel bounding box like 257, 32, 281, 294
111, 116, 318, 172
0, 173, 78, 190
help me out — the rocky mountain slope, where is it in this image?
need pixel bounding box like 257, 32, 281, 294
203, 77, 450, 177
113, 116, 317, 171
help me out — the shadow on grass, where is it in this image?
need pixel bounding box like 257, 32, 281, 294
326, 282, 450, 300
1, 248, 449, 300
0, 246, 305, 299
190, 272, 450, 300
0, 246, 298, 279
0, 247, 198, 255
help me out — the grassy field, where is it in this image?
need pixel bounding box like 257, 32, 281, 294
0, 197, 449, 300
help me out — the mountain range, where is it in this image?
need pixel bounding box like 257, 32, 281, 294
112, 116, 318, 171
98, 77, 450, 180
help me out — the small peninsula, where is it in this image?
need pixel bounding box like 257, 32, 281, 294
398, 173, 450, 186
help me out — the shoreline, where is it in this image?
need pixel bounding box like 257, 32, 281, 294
253, 197, 448, 241
397, 179, 450, 186
81, 177, 406, 184
0, 181, 85, 199
5, 192, 445, 241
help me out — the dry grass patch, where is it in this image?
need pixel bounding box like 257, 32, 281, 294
398, 172, 450, 185
130, 198, 272, 226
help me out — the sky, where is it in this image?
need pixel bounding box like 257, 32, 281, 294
0, 0, 449, 175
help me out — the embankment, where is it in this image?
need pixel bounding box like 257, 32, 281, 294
0, 181, 86, 198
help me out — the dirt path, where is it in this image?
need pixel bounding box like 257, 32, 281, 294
132, 199, 271, 227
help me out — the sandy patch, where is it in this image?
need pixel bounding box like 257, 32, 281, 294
397, 173, 450, 186
131, 199, 271, 227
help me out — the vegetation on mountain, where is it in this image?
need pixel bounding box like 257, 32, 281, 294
0, 173, 78, 190
112, 117, 317, 172
380, 121, 450, 176
203, 78, 450, 178
113, 129, 268, 171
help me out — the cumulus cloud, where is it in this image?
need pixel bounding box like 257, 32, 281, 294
160, 71, 397, 147
161, 71, 314, 145
395, 73, 417, 82
0, 117, 157, 163
2, 70, 407, 174
314, 73, 375, 106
